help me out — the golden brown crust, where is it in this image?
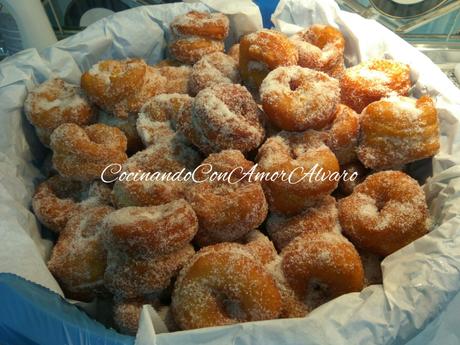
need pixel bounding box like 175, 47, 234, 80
322, 104, 360, 164
260, 66, 340, 131
50, 123, 128, 181
340, 59, 411, 113
357, 96, 440, 170
281, 231, 364, 309
24, 78, 95, 146
186, 150, 268, 246
256, 131, 340, 215
48, 206, 113, 300
239, 29, 298, 90
170, 11, 229, 40
267, 196, 339, 250
338, 171, 429, 256
171, 243, 282, 330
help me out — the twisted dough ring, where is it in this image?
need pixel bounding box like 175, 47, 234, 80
50, 123, 128, 181
239, 29, 298, 90
176, 83, 265, 154
169, 11, 229, 64
24, 78, 95, 146
48, 206, 113, 300
260, 66, 340, 131
338, 170, 429, 257
186, 150, 268, 246
172, 243, 282, 330
189, 52, 240, 95
256, 130, 340, 216
32, 176, 112, 233
281, 231, 364, 310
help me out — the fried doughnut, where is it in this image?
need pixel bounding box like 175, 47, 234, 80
340, 59, 411, 113
170, 38, 225, 65
337, 161, 369, 196
81, 59, 165, 118
24, 78, 95, 146
281, 231, 364, 310
290, 25, 345, 78
103, 199, 198, 256
98, 112, 143, 154
265, 256, 308, 318
227, 43, 240, 64
32, 176, 112, 233
136, 93, 193, 147
176, 83, 265, 154
111, 131, 200, 208
267, 196, 339, 250
48, 206, 113, 300
186, 150, 268, 246
322, 104, 360, 164
256, 131, 340, 216
189, 52, 240, 95
338, 170, 429, 257
170, 11, 229, 40
105, 244, 195, 299
260, 66, 340, 131
50, 123, 128, 181
357, 95, 440, 170
171, 243, 282, 330
158, 65, 192, 94
239, 29, 298, 90
239, 230, 277, 266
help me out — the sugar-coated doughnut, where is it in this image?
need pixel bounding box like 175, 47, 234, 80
239, 29, 298, 90
260, 66, 340, 131
81, 59, 163, 118
322, 104, 360, 164
170, 11, 229, 40
24, 78, 95, 146
50, 123, 128, 181
136, 93, 193, 147
98, 112, 143, 155
186, 150, 268, 246
256, 131, 340, 216
48, 206, 113, 300
239, 230, 277, 266
267, 196, 339, 250
103, 199, 198, 256
189, 52, 240, 95
338, 170, 429, 256
357, 95, 440, 170
290, 24, 345, 79
111, 132, 200, 208
171, 243, 282, 330
32, 176, 112, 233
340, 59, 411, 113
176, 83, 265, 154
281, 231, 364, 310
104, 244, 194, 299
169, 38, 225, 65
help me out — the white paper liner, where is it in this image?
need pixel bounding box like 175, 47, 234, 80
0, 0, 459, 344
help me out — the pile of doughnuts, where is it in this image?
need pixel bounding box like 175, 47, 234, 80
26, 10, 441, 335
